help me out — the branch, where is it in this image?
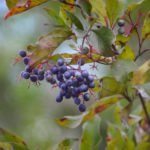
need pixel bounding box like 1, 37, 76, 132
138, 92, 150, 126
134, 49, 150, 61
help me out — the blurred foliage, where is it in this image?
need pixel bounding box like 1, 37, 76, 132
0, 0, 150, 150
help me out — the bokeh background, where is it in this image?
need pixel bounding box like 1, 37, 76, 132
0, 0, 150, 150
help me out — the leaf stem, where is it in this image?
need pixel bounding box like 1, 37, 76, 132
134, 48, 150, 61
138, 92, 150, 126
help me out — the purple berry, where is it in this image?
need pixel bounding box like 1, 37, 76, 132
38, 69, 44, 75
77, 59, 85, 66
56, 95, 63, 102
88, 82, 95, 88
83, 93, 90, 101
61, 83, 67, 90
82, 71, 89, 78
80, 84, 88, 92
118, 20, 125, 27
46, 75, 53, 83
73, 97, 81, 105
65, 93, 72, 99
30, 75, 38, 82
50, 78, 56, 84
18, 50, 26, 57
38, 75, 44, 81
23, 72, 30, 79
79, 104, 86, 112
23, 57, 30, 65
51, 67, 59, 74
56, 73, 63, 81
25, 66, 32, 73
87, 76, 94, 82
57, 59, 64, 66
72, 79, 78, 87
64, 71, 71, 79
66, 79, 72, 86
59, 65, 67, 73
32, 68, 39, 75
59, 89, 66, 96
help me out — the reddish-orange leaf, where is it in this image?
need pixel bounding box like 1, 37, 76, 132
5, 0, 51, 20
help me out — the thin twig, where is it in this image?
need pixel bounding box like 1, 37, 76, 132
138, 92, 150, 126
134, 49, 150, 61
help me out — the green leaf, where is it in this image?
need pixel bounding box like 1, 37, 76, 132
132, 60, 150, 85
100, 77, 125, 98
111, 60, 138, 82
55, 112, 89, 129
59, 0, 75, 25
6, 0, 19, 9
106, 0, 120, 26
45, 8, 65, 25
115, 29, 136, 46
56, 95, 123, 128
0, 127, 27, 146
80, 115, 101, 150
0, 142, 13, 150
65, 10, 84, 30
135, 142, 150, 150
78, 0, 92, 16
118, 45, 135, 60
142, 10, 150, 40
92, 27, 114, 57
89, 0, 108, 25
5, 0, 51, 19
57, 138, 78, 150
27, 27, 72, 68
91, 79, 101, 93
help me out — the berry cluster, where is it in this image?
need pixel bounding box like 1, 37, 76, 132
18, 50, 95, 112
45, 59, 95, 112
19, 50, 45, 82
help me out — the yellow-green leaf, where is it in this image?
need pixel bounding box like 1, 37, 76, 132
132, 60, 150, 85
142, 10, 150, 40
106, 0, 120, 26
118, 45, 135, 60
0, 127, 27, 146
89, 0, 108, 25
80, 115, 101, 150
56, 95, 123, 128
28, 27, 72, 68
6, 0, 19, 9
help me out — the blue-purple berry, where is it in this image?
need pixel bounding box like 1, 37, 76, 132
118, 20, 125, 27
59, 65, 67, 73
73, 97, 81, 105
38, 75, 44, 81
38, 69, 44, 75
64, 71, 71, 79
25, 66, 32, 73
78, 104, 86, 112
87, 76, 94, 82
83, 93, 90, 101
18, 50, 26, 57
80, 84, 88, 92
22, 72, 30, 79
30, 75, 38, 82
82, 70, 89, 78
88, 82, 95, 88
56, 95, 63, 102
23, 57, 30, 65
32, 68, 39, 75
51, 67, 59, 74
57, 59, 64, 66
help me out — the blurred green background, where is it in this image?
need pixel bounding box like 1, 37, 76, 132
0, 1, 82, 149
